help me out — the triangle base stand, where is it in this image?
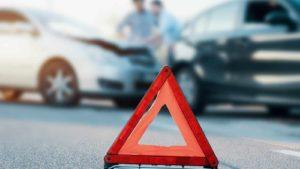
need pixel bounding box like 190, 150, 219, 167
104, 162, 218, 169
105, 154, 214, 166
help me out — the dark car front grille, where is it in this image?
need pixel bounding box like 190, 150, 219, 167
135, 81, 151, 91
98, 79, 124, 90
126, 48, 156, 68
129, 56, 156, 68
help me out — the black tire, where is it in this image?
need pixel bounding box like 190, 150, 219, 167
114, 98, 140, 108
268, 106, 290, 116
39, 60, 80, 106
1, 90, 22, 102
104, 162, 117, 169
175, 66, 206, 115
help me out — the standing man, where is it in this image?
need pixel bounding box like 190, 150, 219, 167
150, 0, 181, 66
117, 0, 155, 45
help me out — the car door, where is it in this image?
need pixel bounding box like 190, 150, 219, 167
228, 0, 300, 96
0, 10, 40, 88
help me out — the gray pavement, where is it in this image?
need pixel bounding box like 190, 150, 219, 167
0, 97, 300, 169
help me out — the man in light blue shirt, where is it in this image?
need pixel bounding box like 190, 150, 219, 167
117, 0, 155, 44
150, 0, 181, 65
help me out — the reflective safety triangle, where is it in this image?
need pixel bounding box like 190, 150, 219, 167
104, 66, 218, 168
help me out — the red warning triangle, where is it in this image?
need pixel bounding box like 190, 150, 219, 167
104, 66, 218, 169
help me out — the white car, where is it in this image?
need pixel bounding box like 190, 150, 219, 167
0, 8, 160, 106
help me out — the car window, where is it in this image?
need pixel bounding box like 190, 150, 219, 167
0, 10, 33, 34
181, 14, 208, 40
206, 2, 239, 33
245, 1, 287, 24
288, 0, 300, 14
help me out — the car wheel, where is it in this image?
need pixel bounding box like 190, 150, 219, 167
114, 98, 140, 108
1, 89, 22, 102
268, 106, 290, 116
175, 66, 206, 114
39, 60, 80, 106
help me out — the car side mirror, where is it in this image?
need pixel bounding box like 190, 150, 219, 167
265, 11, 296, 31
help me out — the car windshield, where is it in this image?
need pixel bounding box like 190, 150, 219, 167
34, 10, 100, 38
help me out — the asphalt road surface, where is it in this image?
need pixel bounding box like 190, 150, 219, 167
0, 95, 300, 169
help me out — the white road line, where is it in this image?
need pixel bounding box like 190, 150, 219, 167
274, 150, 300, 158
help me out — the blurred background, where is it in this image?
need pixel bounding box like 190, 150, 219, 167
0, 0, 300, 168
1, 0, 226, 38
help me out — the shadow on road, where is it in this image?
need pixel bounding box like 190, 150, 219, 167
203, 109, 300, 125
1, 98, 300, 123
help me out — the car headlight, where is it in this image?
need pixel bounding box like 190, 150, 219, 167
174, 42, 196, 61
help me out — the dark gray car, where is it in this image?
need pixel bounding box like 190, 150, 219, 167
172, 0, 300, 115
